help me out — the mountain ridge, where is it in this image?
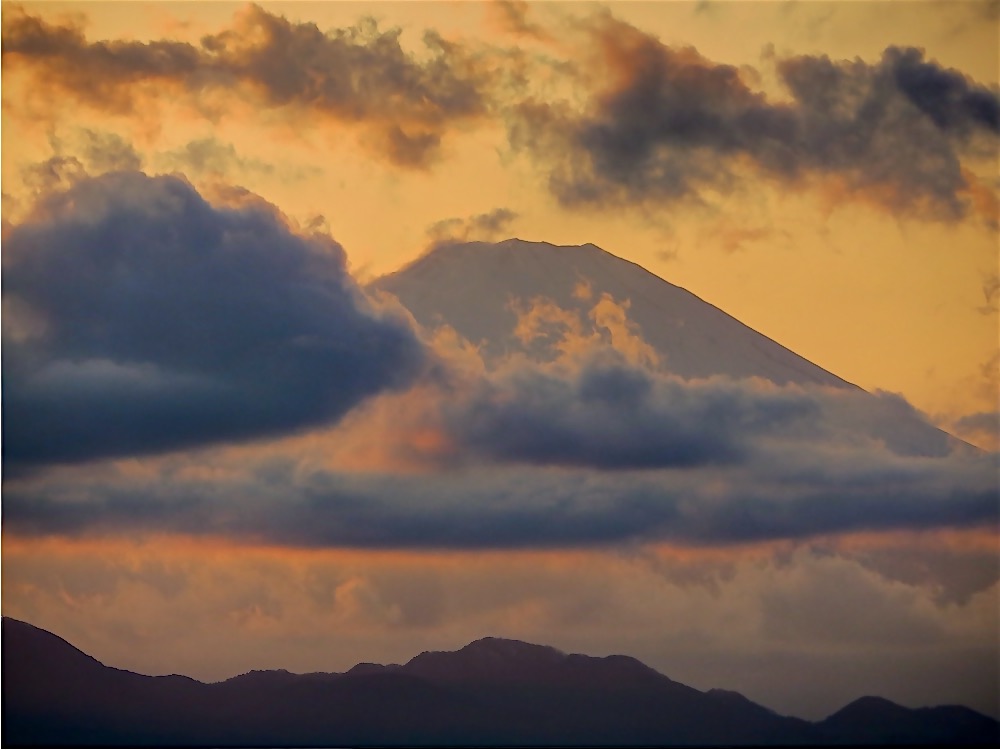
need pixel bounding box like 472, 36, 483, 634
4, 617, 996, 747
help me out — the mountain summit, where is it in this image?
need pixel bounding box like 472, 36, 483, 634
371, 239, 853, 387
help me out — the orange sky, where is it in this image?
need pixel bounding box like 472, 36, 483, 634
3, 1, 997, 437
2, 0, 998, 722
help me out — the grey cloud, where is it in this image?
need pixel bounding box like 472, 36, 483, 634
426, 208, 519, 245
0, 8, 202, 112
509, 14, 999, 221
8, 279, 988, 547
21, 154, 87, 194
2, 5, 490, 167
75, 129, 143, 172
471, 208, 519, 235
833, 541, 1000, 607
759, 557, 944, 646
3, 421, 995, 549
954, 411, 1000, 435
952, 410, 1000, 449
163, 137, 274, 178
2, 171, 427, 468
20, 129, 144, 198
886, 45, 999, 136
445, 357, 818, 469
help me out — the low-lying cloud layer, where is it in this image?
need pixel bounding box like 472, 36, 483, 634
2, 172, 426, 468
4, 302, 995, 552
4, 444, 995, 549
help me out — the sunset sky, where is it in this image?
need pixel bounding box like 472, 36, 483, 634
2, 0, 998, 721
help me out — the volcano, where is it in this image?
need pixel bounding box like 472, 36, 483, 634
371, 238, 959, 457
371, 239, 853, 386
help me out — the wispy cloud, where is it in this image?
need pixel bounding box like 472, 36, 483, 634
426, 208, 520, 245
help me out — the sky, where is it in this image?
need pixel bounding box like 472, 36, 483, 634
2, 0, 999, 722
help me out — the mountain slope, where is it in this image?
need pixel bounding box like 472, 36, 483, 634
4, 618, 996, 747
371, 238, 962, 457
371, 239, 854, 387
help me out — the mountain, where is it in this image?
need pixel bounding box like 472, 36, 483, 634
370, 238, 853, 387
4, 618, 996, 747
370, 238, 960, 457
817, 696, 1000, 747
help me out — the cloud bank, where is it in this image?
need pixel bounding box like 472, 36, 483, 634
4, 320, 995, 548
2, 171, 426, 468
3, 168, 991, 548
3, 439, 995, 549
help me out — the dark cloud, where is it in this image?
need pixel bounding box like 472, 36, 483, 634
445, 356, 818, 469
885, 45, 999, 135
2, 440, 995, 549
509, 14, 999, 221
3, 336, 993, 549
1, 7, 202, 112
2, 171, 427, 468
1, 5, 490, 167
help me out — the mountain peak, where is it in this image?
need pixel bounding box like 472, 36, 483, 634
418, 237, 610, 264
459, 636, 566, 661
371, 239, 853, 388
401, 637, 567, 684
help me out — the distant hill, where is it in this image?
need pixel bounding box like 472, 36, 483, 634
4, 618, 996, 747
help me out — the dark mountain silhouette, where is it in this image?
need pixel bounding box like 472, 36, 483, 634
4, 618, 996, 747
817, 695, 1000, 747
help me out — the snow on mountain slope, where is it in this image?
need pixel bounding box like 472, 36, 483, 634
371, 238, 854, 388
